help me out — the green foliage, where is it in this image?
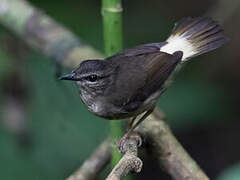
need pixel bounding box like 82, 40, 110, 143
217, 164, 240, 180
157, 68, 233, 130
0, 48, 12, 78
0, 54, 108, 179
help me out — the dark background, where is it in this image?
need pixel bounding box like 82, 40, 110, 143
0, 0, 240, 179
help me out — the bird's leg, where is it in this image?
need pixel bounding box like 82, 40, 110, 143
129, 108, 154, 133
127, 116, 137, 130
118, 108, 154, 153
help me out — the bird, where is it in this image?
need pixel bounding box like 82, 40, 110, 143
60, 17, 228, 150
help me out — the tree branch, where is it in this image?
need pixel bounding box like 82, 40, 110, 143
66, 139, 111, 180
139, 109, 209, 180
0, 0, 103, 68
106, 137, 143, 180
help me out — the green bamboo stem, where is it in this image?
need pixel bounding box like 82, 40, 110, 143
102, 0, 123, 167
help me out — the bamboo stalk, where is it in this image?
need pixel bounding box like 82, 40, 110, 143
101, 0, 124, 167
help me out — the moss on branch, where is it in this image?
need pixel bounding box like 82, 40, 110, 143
0, 0, 103, 68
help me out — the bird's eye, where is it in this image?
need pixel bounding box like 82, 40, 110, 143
85, 75, 98, 82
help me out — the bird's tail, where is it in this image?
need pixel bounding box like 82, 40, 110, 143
160, 17, 228, 61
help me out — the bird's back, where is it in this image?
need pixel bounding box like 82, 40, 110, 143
104, 45, 182, 118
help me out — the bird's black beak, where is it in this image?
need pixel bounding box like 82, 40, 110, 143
59, 72, 78, 81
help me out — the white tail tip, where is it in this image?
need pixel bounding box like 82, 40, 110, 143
160, 17, 228, 61
160, 35, 196, 61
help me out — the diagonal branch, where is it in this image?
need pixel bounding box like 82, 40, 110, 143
0, 0, 103, 68
66, 139, 111, 180
106, 137, 143, 180
105, 109, 209, 180
139, 109, 209, 180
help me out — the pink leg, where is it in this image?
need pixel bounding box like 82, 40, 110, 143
118, 108, 154, 153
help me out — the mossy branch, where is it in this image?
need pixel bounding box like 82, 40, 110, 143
0, 0, 103, 68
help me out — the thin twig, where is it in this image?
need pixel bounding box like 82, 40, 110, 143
106, 137, 143, 180
66, 139, 111, 180
139, 109, 209, 180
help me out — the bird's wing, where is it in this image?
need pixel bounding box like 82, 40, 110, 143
138, 51, 183, 100
107, 47, 182, 112
107, 42, 166, 60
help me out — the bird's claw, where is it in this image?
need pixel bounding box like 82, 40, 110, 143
117, 131, 142, 154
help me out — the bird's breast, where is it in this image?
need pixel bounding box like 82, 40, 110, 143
80, 90, 103, 114
79, 89, 130, 119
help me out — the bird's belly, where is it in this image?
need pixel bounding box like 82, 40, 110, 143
80, 90, 162, 120
100, 91, 161, 120
124, 89, 162, 117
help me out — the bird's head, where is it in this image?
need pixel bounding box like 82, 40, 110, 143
59, 60, 117, 95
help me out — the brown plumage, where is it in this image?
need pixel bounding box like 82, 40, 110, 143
60, 17, 228, 148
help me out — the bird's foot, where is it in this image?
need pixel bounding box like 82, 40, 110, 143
117, 131, 142, 154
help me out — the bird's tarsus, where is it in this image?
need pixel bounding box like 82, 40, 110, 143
117, 131, 142, 154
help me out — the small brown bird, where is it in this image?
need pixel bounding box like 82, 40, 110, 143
60, 17, 228, 149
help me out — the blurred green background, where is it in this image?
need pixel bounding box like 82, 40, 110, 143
0, 0, 240, 179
